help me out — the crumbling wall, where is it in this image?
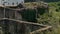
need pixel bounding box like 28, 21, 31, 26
18, 7, 49, 22
0, 3, 49, 34
0, 7, 22, 20
0, 7, 30, 34
0, 8, 4, 18
19, 8, 37, 22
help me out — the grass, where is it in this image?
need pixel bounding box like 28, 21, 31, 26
24, 1, 60, 34
24, 2, 48, 8
31, 1, 60, 34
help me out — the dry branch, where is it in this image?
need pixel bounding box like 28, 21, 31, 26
30, 26, 52, 34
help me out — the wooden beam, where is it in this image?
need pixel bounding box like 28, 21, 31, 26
0, 18, 50, 27
1, 6, 25, 11
0, 18, 52, 34
30, 26, 52, 34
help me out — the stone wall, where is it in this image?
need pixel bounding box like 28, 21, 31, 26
0, 7, 22, 20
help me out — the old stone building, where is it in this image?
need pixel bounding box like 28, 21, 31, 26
0, 1, 50, 34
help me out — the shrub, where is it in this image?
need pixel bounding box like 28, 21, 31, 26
56, 9, 59, 12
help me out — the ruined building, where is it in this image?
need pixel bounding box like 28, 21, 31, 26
0, 0, 51, 34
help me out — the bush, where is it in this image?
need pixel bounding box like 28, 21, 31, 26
56, 9, 59, 12
57, 3, 60, 6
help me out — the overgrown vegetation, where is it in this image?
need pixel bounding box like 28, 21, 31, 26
24, 1, 60, 34
37, 1, 60, 34
21, 1, 60, 34
21, 9, 37, 22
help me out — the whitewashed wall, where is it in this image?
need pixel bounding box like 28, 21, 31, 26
0, 0, 24, 6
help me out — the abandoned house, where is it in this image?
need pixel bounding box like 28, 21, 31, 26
0, 0, 51, 34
